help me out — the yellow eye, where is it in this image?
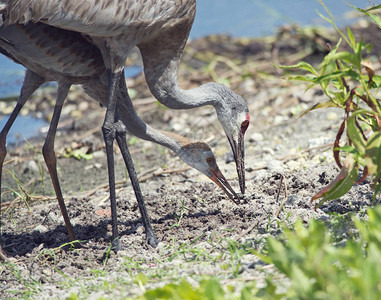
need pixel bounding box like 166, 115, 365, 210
206, 156, 214, 164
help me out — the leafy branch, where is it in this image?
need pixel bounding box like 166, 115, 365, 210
277, 1, 381, 205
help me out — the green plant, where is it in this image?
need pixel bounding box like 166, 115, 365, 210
277, 1, 381, 205
135, 278, 227, 300
258, 206, 381, 299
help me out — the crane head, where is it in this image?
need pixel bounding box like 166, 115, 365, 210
209, 83, 249, 195
178, 142, 239, 204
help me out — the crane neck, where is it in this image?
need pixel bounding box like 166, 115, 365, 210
144, 65, 223, 111
138, 33, 223, 111
115, 85, 189, 155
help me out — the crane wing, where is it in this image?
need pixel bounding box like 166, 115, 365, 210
1, 0, 195, 38
0, 22, 104, 77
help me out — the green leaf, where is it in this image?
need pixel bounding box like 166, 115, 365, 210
275, 62, 318, 76
284, 75, 316, 82
347, 27, 356, 49
63, 149, 93, 160
353, 5, 381, 29
134, 273, 148, 286
297, 100, 338, 119
313, 70, 361, 84
369, 75, 381, 88
320, 51, 354, 67
364, 132, 381, 178
347, 116, 367, 154
311, 154, 358, 205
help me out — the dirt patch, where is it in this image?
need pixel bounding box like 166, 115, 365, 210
0, 21, 379, 298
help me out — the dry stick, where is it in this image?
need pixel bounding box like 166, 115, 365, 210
235, 208, 269, 240
138, 166, 191, 182
275, 174, 289, 218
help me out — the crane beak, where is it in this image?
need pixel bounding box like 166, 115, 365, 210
229, 133, 245, 195
209, 167, 240, 204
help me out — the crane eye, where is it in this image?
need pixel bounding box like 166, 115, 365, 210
241, 120, 249, 128
206, 156, 214, 164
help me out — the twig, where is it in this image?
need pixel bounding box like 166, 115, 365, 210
275, 174, 289, 218
235, 209, 269, 240
139, 166, 191, 182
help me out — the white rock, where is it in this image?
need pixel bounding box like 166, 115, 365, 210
266, 160, 284, 173
249, 132, 264, 143
26, 160, 39, 173
34, 225, 48, 233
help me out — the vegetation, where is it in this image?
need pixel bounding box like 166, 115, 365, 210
278, 2, 381, 206
132, 207, 381, 300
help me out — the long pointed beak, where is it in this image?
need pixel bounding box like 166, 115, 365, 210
229, 134, 245, 195
209, 168, 240, 205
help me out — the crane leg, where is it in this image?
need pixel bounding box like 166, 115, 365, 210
117, 75, 158, 247
102, 70, 123, 251
0, 71, 44, 261
114, 118, 159, 247
42, 83, 77, 244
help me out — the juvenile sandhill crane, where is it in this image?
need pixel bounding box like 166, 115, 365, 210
0, 22, 238, 260
0, 0, 250, 195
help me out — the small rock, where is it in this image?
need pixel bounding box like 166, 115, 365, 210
42, 268, 53, 277
78, 101, 89, 111
34, 225, 48, 233
266, 160, 284, 173
93, 150, 105, 158
24, 160, 39, 173
286, 195, 297, 205
326, 111, 338, 120
262, 147, 274, 156
19, 267, 30, 278
94, 163, 103, 169
249, 132, 264, 143
286, 160, 300, 170
47, 211, 60, 223
172, 122, 183, 131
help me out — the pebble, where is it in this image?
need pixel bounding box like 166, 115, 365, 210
286, 160, 302, 170
24, 160, 39, 173
266, 160, 284, 173
42, 268, 53, 277
34, 224, 48, 233
326, 111, 338, 121
92, 150, 106, 158
308, 137, 333, 148
262, 147, 275, 156
48, 211, 60, 224
172, 122, 183, 131
249, 132, 264, 143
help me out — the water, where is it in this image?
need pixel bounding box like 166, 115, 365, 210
191, 0, 366, 38
0, 0, 370, 142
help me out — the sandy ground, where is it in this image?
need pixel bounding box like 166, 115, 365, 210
0, 21, 379, 298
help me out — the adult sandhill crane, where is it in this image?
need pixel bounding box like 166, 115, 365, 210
0, 0, 250, 195
0, 22, 238, 260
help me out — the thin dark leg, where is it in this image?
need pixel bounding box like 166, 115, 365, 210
0, 71, 44, 260
102, 70, 123, 251
114, 120, 159, 247
117, 76, 158, 247
42, 83, 77, 243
